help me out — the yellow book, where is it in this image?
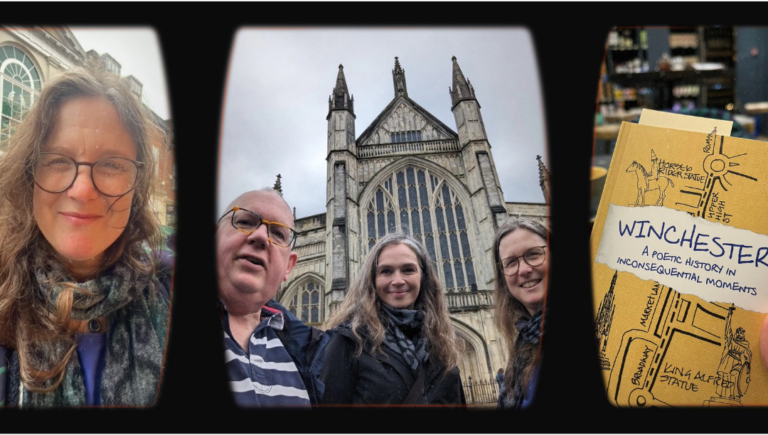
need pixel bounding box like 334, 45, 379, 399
591, 118, 768, 407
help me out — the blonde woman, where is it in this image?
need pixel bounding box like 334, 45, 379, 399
0, 64, 169, 407
493, 219, 548, 409
320, 232, 464, 405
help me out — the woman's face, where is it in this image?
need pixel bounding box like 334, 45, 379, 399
375, 243, 422, 310
498, 228, 547, 316
33, 97, 137, 281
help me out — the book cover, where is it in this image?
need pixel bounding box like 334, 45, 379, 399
591, 120, 768, 407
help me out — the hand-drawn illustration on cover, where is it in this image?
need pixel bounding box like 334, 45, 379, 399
625, 149, 675, 207
591, 120, 768, 407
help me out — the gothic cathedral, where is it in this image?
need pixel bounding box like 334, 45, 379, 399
277, 57, 548, 383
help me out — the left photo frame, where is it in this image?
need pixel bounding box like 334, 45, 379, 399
0, 26, 174, 407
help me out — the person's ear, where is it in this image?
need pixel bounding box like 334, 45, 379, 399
283, 251, 298, 281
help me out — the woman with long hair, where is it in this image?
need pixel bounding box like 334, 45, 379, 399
320, 232, 464, 405
493, 218, 548, 409
0, 63, 169, 407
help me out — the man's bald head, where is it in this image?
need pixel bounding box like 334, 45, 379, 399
224, 188, 294, 227
216, 188, 298, 317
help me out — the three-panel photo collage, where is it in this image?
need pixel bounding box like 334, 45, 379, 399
1, 21, 767, 432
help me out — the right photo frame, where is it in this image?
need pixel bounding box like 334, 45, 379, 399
591, 26, 768, 408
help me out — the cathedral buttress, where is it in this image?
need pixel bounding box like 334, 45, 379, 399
326, 64, 358, 313
449, 56, 507, 230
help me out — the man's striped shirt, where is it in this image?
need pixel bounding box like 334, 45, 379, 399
222, 304, 310, 407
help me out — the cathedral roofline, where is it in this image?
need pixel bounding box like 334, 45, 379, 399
356, 95, 457, 146
296, 211, 326, 221
294, 212, 327, 234
295, 211, 327, 225
505, 201, 548, 206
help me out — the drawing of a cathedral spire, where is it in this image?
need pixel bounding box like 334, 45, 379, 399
595, 270, 617, 370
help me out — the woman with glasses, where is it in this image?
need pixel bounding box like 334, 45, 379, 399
493, 218, 548, 409
319, 232, 464, 405
0, 63, 169, 407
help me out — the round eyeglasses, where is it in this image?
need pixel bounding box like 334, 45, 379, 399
33, 153, 142, 197
218, 206, 297, 248
500, 245, 547, 276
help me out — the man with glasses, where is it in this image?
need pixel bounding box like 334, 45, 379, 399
217, 188, 328, 406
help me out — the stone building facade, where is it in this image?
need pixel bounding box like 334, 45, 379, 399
0, 26, 175, 228
277, 57, 548, 383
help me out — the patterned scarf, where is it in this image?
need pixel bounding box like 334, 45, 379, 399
11, 254, 168, 407
380, 303, 428, 374
499, 307, 544, 409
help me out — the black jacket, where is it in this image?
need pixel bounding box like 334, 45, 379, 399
264, 300, 331, 406
319, 325, 465, 405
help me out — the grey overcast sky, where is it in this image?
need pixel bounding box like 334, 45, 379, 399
219, 28, 547, 219
69, 27, 169, 120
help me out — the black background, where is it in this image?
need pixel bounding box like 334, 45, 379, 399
4, 2, 767, 433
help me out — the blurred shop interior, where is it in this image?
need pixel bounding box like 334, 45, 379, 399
592, 26, 768, 221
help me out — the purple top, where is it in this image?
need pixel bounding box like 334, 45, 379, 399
75, 333, 106, 406
520, 364, 539, 409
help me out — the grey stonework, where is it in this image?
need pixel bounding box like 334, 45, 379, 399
279, 57, 549, 384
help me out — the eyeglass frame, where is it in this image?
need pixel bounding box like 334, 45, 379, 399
499, 245, 547, 276
32, 152, 144, 197
218, 206, 297, 248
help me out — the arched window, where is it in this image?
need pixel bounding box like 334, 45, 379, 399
0, 46, 41, 143
366, 179, 396, 242
288, 281, 323, 325
365, 166, 477, 293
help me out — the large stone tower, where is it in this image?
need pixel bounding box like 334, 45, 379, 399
278, 57, 548, 387
325, 64, 359, 314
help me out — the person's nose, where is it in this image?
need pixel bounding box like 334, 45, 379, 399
247, 222, 270, 248
391, 271, 406, 286
517, 258, 535, 276
66, 166, 99, 201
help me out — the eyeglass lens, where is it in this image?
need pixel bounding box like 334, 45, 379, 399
503, 247, 545, 275
232, 208, 293, 246
34, 154, 138, 196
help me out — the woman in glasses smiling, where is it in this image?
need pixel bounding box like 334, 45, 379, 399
493, 218, 549, 409
0, 63, 169, 407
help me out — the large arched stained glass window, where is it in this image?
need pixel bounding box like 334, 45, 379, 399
365, 166, 477, 293
366, 177, 397, 241
0, 46, 41, 143
288, 281, 323, 325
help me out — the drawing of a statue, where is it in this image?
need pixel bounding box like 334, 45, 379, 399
625, 150, 674, 207
716, 308, 752, 402
648, 149, 658, 181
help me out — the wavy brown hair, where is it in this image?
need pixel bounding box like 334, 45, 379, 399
325, 232, 461, 373
492, 218, 549, 398
0, 61, 162, 392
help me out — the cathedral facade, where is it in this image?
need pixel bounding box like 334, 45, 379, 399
277, 57, 548, 384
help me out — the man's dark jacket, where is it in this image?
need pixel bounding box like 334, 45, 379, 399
265, 300, 331, 405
